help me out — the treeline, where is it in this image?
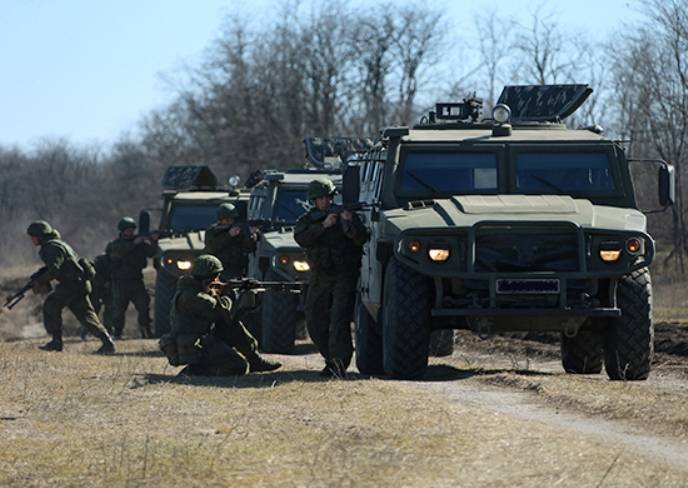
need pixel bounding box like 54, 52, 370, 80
1, 0, 687, 273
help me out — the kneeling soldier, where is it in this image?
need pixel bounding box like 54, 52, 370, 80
159, 254, 281, 376
27, 220, 116, 354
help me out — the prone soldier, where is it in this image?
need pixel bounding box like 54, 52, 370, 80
294, 178, 369, 378
106, 217, 157, 339
158, 254, 281, 376
204, 203, 257, 279
26, 220, 116, 353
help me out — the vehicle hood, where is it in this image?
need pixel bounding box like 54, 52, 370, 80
260, 228, 301, 253
382, 195, 647, 234
157, 231, 206, 254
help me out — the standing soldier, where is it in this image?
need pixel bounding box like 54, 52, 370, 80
26, 220, 116, 353
204, 203, 257, 278
159, 254, 281, 376
294, 178, 369, 378
81, 254, 114, 339
106, 217, 157, 339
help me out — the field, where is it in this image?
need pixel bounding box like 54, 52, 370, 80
1, 274, 688, 486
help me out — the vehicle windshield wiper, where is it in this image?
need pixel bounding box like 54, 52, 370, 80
529, 175, 564, 193
407, 171, 442, 193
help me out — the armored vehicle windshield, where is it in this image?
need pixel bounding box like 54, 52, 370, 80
272, 188, 311, 224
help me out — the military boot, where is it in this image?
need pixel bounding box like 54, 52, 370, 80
140, 323, 152, 339
95, 331, 116, 355
247, 353, 282, 373
39, 332, 63, 352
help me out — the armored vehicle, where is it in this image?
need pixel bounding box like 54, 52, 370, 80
150, 166, 250, 336
352, 84, 675, 380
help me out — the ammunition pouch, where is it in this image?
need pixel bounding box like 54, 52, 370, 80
79, 257, 97, 280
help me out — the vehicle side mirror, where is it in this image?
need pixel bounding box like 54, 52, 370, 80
138, 210, 151, 235
342, 164, 361, 206
628, 158, 675, 213
658, 164, 675, 207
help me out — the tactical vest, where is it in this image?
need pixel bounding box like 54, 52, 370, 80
41, 239, 88, 285
303, 216, 363, 274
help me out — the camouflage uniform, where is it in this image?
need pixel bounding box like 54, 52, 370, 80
204, 203, 257, 278
294, 179, 369, 377
90, 254, 114, 332
27, 221, 115, 353
81, 254, 114, 338
159, 255, 280, 376
106, 218, 155, 338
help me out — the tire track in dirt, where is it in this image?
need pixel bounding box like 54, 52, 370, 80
418, 379, 688, 472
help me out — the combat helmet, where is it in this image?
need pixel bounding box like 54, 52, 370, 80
308, 178, 337, 200
217, 203, 238, 220
27, 220, 54, 237
192, 254, 224, 279
118, 217, 137, 232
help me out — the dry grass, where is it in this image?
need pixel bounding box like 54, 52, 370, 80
1, 339, 687, 487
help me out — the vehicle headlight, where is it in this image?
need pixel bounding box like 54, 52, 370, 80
626, 237, 643, 254
176, 260, 192, 271
277, 255, 290, 266
406, 240, 422, 253
293, 260, 310, 272
428, 248, 450, 262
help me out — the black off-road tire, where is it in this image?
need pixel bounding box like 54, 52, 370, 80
560, 321, 604, 374
260, 270, 298, 354
429, 329, 455, 357
604, 268, 653, 381
355, 294, 384, 375
153, 271, 177, 337
382, 258, 432, 379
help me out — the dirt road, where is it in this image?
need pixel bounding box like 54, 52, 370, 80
1, 333, 688, 487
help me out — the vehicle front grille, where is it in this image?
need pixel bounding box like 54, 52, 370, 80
475, 225, 579, 273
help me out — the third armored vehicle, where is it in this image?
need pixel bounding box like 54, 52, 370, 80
352, 85, 675, 380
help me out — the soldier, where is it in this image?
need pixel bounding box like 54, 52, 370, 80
92, 254, 114, 331
106, 217, 157, 339
159, 254, 281, 376
294, 178, 369, 378
204, 203, 257, 279
80, 254, 114, 339
26, 220, 116, 353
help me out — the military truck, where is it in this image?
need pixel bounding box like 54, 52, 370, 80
149, 166, 251, 336
352, 84, 675, 380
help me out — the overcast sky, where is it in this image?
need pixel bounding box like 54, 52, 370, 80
0, 0, 642, 148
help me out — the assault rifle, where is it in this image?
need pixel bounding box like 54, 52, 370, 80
208, 277, 303, 295
208, 277, 303, 323
4, 267, 49, 310
309, 203, 370, 222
